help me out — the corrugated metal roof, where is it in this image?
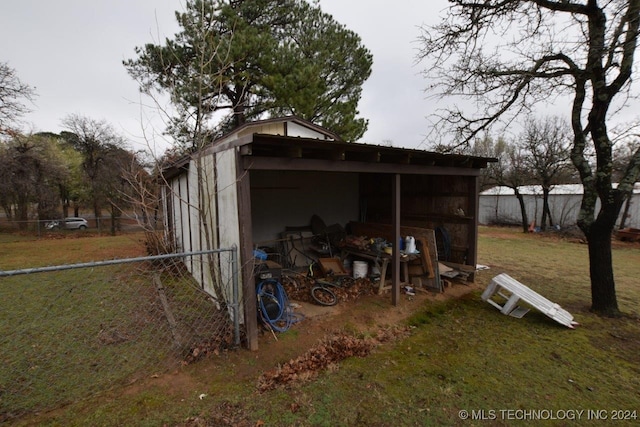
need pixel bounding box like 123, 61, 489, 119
481, 182, 640, 196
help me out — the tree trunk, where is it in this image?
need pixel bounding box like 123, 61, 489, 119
93, 200, 100, 223
515, 190, 529, 233
93, 194, 102, 232
578, 187, 624, 316
110, 203, 117, 236
541, 187, 553, 230
16, 194, 29, 231
584, 225, 619, 316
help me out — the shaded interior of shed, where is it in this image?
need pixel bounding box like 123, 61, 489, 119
249, 169, 477, 270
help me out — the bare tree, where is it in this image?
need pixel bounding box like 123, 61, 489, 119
0, 62, 36, 136
0, 134, 68, 228
521, 116, 574, 230
419, 0, 640, 316
61, 115, 125, 222
474, 135, 533, 231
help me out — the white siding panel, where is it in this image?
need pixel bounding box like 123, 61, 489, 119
620, 195, 640, 228
215, 148, 241, 306
199, 154, 218, 249
238, 123, 285, 138
187, 159, 201, 279
287, 122, 328, 139
216, 148, 240, 248
197, 154, 218, 295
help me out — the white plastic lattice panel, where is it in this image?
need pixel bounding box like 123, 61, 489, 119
481, 273, 579, 329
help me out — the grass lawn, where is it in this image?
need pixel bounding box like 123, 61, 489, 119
0, 232, 147, 270
5, 227, 640, 426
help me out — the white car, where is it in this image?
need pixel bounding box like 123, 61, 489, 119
45, 217, 89, 230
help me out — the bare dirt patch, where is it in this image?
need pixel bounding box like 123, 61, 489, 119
166, 279, 479, 387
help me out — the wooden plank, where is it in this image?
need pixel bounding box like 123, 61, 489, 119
440, 261, 475, 282
392, 174, 401, 305
318, 257, 348, 276
416, 236, 434, 279
236, 154, 258, 351
243, 156, 483, 176
349, 222, 442, 291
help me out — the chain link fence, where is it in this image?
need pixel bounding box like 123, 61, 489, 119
0, 216, 149, 236
0, 249, 241, 423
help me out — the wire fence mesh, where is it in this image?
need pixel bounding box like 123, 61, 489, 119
0, 249, 241, 423
0, 216, 149, 236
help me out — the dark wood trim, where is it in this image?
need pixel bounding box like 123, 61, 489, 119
242, 157, 482, 176
392, 174, 401, 305
167, 133, 495, 180
236, 158, 258, 351
467, 176, 480, 279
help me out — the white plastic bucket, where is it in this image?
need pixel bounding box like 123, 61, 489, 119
353, 261, 368, 279
405, 236, 417, 253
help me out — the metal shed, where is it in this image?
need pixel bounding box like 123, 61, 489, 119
479, 183, 640, 229
162, 117, 495, 350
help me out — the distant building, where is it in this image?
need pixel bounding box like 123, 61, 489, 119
479, 183, 640, 229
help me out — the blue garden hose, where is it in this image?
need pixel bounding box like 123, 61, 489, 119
256, 279, 302, 332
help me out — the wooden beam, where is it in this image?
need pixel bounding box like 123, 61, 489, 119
242, 157, 482, 176
286, 146, 303, 158
392, 173, 401, 305
237, 161, 258, 351
330, 148, 346, 161
466, 175, 479, 281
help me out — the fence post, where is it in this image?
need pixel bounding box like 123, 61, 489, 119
231, 244, 240, 346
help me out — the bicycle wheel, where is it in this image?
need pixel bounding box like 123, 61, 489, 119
310, 286, 338, 306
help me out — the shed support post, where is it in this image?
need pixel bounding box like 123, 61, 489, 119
237, 166, 258, 350
392, 173, 401, 305
467, 176, 479, 280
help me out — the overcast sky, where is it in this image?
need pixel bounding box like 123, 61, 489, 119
1, 0, 453, 154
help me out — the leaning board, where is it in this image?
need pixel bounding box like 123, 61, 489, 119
348, 222, 441, 291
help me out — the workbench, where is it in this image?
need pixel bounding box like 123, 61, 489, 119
340, 247, 419, 294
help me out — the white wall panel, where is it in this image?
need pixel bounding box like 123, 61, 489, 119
215, 148, 241, 306
250, 170, 359, 244
287, 122, 328, 139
